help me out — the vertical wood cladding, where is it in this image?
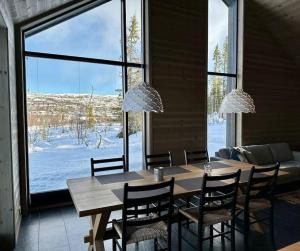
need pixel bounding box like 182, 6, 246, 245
148, 0, 208, 164
242, 1, 300, 149
0, 0, 21, 249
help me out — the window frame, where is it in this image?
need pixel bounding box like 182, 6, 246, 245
207, 0, 238, 149
21, 0, 146, 207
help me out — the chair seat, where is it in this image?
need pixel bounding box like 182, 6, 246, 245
179, 207, 232, 226
237, 196, 271, 212
113, 215, 168, 244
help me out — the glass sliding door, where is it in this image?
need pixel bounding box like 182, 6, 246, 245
24, 0, 144, 197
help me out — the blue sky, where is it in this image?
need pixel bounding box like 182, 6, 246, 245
25, 0, 227, 95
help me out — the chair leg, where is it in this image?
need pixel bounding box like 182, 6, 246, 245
198, 225, 203, 251
168, 226, 172, 251
231, 220, 236, 251
243, 212, 249, 250
186, 198, 190, 229
221, 222, 225, 242
112, 224, 117, 251
210, 225, 214, 246
270, 206, 275, 248
112, 236, 117, 251
178, 214, 182, 251
122, 237, 127, 251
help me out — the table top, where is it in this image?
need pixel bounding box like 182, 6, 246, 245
278, 242, 300, 251
67, 159, 285, 217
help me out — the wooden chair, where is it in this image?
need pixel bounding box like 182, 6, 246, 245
183, 149, 209, 221
145, 151, 183, 210
184, 149, 209, 165
145, 152, 173, 170
236, 163, 280, 249
90, 155, 126, 226
91, 155, 126, 176
178, 170, 241, 251
112, 178, 175, 251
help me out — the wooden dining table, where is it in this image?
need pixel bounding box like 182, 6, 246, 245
67, 159, 287, 251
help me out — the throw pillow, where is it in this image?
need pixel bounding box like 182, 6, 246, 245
229, 147, 241, 161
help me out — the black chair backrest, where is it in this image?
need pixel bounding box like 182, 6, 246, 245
90, 155, 125, 176
245, 163, 280, 202
184, 149, 209, 165
122, 178, 174, 231
145, 152, 173, 169
198, 170, 241, 219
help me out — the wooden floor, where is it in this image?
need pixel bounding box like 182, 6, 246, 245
14, 198, 300, 251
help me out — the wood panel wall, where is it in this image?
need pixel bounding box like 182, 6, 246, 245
0, 0, 21, 250
147, 0, 208, 164
253, 0, 300, 68
242, 0, 300, 149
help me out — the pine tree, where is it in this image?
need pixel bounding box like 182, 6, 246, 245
127, 15, 140, 63
213, 44, 222, 72
208, 38, 229, 116
221, 37, 229, 97
117, 14, 142, 138
127, 15, 142, 136
87, 105, 96, 128
210, 44, 222, 112
86, 88, 96, 129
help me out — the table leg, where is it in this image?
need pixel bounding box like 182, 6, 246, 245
85, 212, 111, 251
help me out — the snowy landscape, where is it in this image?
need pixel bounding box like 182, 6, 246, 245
25, 0, 229, 193
29, 124, 143, 192
28, 93, 225, 193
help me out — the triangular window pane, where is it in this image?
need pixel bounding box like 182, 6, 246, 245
25, 0, 122, 61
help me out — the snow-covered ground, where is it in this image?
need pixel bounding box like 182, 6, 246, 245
29, 125, 142, 192
207, 122, 226, 157
29, 122, 225, 193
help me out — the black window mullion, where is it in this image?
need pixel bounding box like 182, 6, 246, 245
141, 0, 147, 168
24, 50, 143, 68
121, 0, 129, 171
207, 71, 236, 78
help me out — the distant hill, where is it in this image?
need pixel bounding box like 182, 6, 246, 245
27, 93, 121, 127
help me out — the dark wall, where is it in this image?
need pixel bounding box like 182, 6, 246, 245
148, 0, 208, 164
242, 1, 300, 149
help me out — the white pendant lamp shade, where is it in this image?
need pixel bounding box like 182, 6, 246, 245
219, 89, 255, 114
123, 82, 164, 113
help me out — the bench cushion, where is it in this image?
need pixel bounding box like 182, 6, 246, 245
269, 143, 293, 162
243, 145, 274, 165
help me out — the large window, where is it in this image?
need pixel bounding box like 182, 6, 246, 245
24, 0, 144, 193
207, 0, 237, 156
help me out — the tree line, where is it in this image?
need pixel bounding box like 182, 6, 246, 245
208, 37, 229, 119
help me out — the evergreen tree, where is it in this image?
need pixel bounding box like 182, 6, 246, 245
87, 105, 96, 128
208, 37, 229, 116
222, 37, 229, 73
211, 44, 222, 112
221, 37, 229, 97
86, 88, 96, 129
117, 14, 142, 138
